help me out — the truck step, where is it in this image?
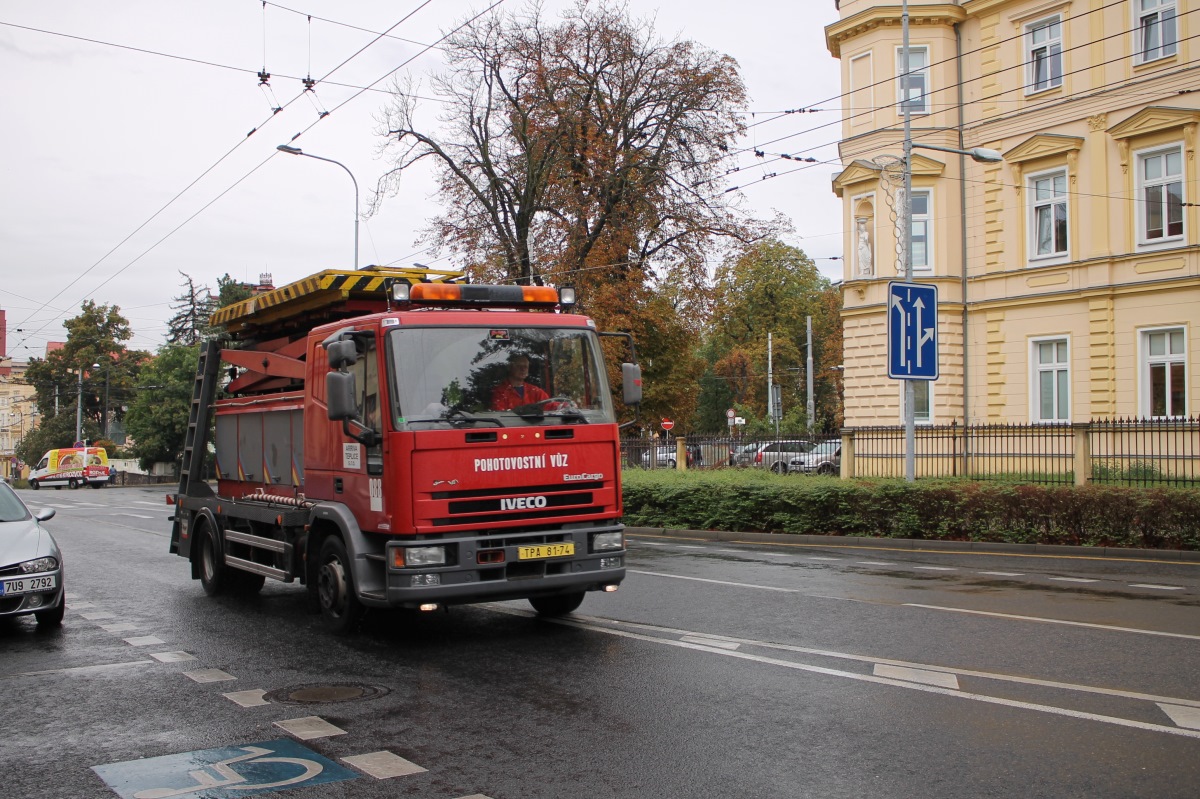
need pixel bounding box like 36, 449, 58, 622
224, 554, 292, 582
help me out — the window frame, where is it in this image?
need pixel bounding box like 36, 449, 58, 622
1025, 16, 1063, 94
1027, 166, 1070, 264
909, 189, 933, 273
899, 380, 933, 425
1135, 143, 1185, 248
895, 45, 930, 116
1135, 0, 1178, 65
1139, 326, 1188, 418
1030, 336, 1071, 423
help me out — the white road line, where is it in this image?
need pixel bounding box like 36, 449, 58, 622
113, 513, 154, 519
856, 561, 894, 566
184, 668, 236, 683
131, 501, 166, 506
549, 615, 1200, 740
1048, 577, 1098, 583
1130, 584, 1186, 591
0, 660, 154, 680
759, 553, 789, 557
150, 651, 197, 663
913, 566, 957, 572
275, 716, 347, 740
714, 549, 742, 553
342, 751, 428, 779
807, 556, 839, 561
904, 604, 1200, 641
673, 545, 704, 549
490, 606, 1200, 710
123, 636, 165, 647
1158, 704, 1200, 730
979, 571, 1024, 577
80, 611, 116, 620
681, 635, 741, 650
874, 664, 960, 690
629, 570, 801, 593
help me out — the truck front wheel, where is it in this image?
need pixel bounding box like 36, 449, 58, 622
529, 592, 585, 617
198, 523, 229, 597
317, 536, 363, 634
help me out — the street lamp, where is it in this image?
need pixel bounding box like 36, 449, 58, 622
74, 366, 84, 445
93, 362, 110, 438
276, 144, 359, 270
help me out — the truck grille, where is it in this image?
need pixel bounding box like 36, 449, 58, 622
428, 482, 605, 528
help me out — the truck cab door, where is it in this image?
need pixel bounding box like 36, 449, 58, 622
338, 336, 388, 529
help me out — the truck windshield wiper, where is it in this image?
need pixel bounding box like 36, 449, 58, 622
442, 408, 503, 427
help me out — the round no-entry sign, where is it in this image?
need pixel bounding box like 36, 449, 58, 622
660, 419, 674, 431
726, 408, 735, 419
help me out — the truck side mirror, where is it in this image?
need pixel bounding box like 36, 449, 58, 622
326, 339, 358, 369
622, 363, 642, 406
326, 371, 357, 421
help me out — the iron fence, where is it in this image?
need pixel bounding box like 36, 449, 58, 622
622, 417, 1200, 487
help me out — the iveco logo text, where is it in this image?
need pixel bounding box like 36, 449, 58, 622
500, 496, 549, 510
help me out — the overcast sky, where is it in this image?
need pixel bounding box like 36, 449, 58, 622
0, 0, 844, 358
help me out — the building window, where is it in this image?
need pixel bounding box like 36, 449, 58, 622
901, 381, 932, 424
910, 190, 931, 271
1137, 0, 1177, 63
896, 46, 929, 115
1032, 338, 1069, 422
1026, 17, 1063, 93
1138, 146, 1184, 245
1142, 328, 1187, 417
1029, 170, 1068, 260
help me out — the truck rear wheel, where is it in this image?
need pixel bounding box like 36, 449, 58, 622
317, 536, 363, 634
198, 523, 230, 597
529, 592, 585, 617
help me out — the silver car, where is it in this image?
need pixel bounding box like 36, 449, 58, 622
0, 483, 64, 628
789, 440, 842, 475
750, 440, 814, 473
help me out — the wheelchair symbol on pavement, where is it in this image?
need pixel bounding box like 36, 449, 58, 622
133, 746, 322, 798
93, 739, 359, 799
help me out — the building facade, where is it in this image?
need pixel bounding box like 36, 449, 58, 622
0, 359, 38, 480
826, 0, 1198, 426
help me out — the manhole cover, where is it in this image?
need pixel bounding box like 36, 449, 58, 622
265, 683, 390, 705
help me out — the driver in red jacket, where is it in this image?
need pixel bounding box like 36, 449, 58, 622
491, 354, 549, 410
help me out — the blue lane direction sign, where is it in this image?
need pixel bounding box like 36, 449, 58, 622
887, 281, 939, 380
92, 739, 358, 799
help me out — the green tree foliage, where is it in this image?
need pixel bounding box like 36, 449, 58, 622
22, 301, 148, 437
15, 412, 100, 468
123, 343, 200, 472
702, 239, 842, 433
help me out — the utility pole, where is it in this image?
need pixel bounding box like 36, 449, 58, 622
806, 316, 815, 434
901, 0, 916, 482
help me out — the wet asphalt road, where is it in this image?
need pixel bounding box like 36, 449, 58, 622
3, 485, 1200, 799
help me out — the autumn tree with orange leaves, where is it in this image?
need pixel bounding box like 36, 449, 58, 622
372, 0, 762, 430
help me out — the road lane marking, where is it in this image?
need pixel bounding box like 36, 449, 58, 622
80, 611, 116, 620
874, 664, 960, 690
856, 561, 894, 566
680, 635, 740, 650
342, 751, 427, 779
506, 609, 1200, 711
978, 571, 1024, 577
101, 622, 141, 633
543, 614, 1200, 740
185, 668, 236, 683
1130, 584, 1185, 591
275, 716, 347, 740
1158, 704, 1200, 730
807, 556, 839, 561
628, 570, 801, 593
224, 689, 270, 707
113, 513, 154, 519
150, 651, 197, 663
673, 545, 704, 549
1, 661, 154, 680
1048, 577, 1098, 583
913, 566, 957, 572
124, 636, 165, 647
903, 604, 1200, 641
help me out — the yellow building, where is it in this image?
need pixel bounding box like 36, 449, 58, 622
827, 0, 1198, 426
0, 359, 38, 480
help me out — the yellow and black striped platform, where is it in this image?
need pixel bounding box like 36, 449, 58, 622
211, 266, 463, 334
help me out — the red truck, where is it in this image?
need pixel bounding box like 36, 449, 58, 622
169, 267, 641, 633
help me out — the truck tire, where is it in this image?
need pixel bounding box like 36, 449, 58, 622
198, 522, 230, 597
529, 592, 585, 616
68, 478, 79, 489
28, 480, 38, 490
317, 536, 363, 634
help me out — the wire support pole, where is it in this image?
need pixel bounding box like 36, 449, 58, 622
902, 0, 916, 483
276, 145, 359, 269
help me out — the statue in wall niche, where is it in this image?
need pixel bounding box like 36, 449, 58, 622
855, 217, 873, 277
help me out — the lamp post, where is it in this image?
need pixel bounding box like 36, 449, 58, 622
276, 144, 359, 270
92, 362, 110, 438
74, 366, 84, 445
897, 0, 1003, 481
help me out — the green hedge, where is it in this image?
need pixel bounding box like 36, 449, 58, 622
620, 470, 1200, 550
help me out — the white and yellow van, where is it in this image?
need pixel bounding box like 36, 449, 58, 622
28, 447, 110, 490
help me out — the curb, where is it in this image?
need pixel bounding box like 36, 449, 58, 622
624, 527, 1200, 563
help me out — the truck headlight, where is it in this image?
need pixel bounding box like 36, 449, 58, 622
394, 546, 447, 568
592, 532, 623, 552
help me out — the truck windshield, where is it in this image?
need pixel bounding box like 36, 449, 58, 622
388, 326, 616, 428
